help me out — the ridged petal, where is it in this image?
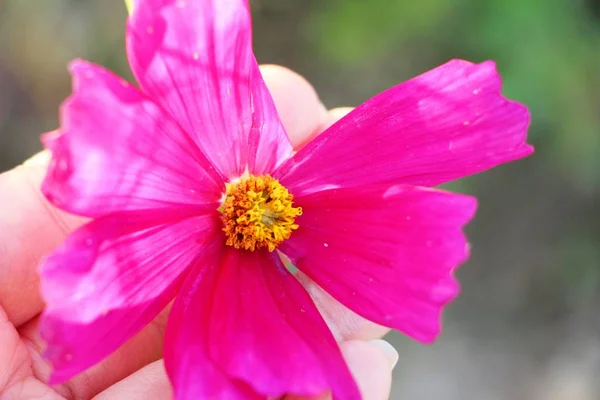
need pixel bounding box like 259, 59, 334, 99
275, 60, 533, 195
127, 0, 292, 179
164, 243, 263, 400
281, 185, 477, 343
41, 208, 220, 382
165, 246, 360, 400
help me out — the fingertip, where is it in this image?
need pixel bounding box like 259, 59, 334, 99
320, 107, 354, 131
260, 64, 327, 149
22, 150, 52, 168
340, 340, 395, 400
284, 340, 396, 400
93, 360, 172, 400
367, 339, 399, 370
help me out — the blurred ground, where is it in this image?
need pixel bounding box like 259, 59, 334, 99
1, 1, 600, 399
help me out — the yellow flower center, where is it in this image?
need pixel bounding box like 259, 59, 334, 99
221, 174, 302, 252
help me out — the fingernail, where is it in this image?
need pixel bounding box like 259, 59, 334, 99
368, 339, 399, 370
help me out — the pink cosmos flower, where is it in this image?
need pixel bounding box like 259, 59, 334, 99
39, 0, 533, 398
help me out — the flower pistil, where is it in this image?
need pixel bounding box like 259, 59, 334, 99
221, 174, 302, 252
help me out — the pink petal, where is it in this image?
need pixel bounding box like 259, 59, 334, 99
275, 60, 533, 195
164, 243, 263, 400
41, 208, 220, 382
44, 60, 222, 218
280, 185, 477, 343
165, 246, 360, 400
126, 0, 293, 179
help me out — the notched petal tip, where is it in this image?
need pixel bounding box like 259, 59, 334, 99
407, 272, 462, 345
41, 130, 61, 150
67, 58, 89, 73
429, 59, 534, 160
474, 59, 534, 151
66, 59, 98, 90
456, 192, 478, 223
523, 143, 535, 155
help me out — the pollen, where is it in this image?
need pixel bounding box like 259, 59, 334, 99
221, 174, 302, 252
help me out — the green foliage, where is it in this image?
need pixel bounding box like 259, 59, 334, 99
313, 0, 451, 62
314, 0, 600, 187
470, 0, 600, 186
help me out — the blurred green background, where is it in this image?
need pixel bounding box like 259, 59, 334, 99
1, 1, 599, 399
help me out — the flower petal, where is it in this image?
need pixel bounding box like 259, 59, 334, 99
126, 0, 293, 179
44, 60, 222, 217
165, 246, 360, 400
164, 243, 262, 400
275, 60, 533, 195
280, 185, 477, 343
41, 208, 220, 382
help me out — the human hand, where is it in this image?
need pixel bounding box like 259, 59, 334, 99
0, 65, 398, 400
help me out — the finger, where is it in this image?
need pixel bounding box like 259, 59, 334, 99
0, 305, 64, 400
260, 64, 328, 149
339, 340, 396, 400
92, 360, 172, 400
91, 340, 397, 400
286, 339, 397, 400
320, 107, 354, 131
0, 154, 85, 326
19, 305, 171, 400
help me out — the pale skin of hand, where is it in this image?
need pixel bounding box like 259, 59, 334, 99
0, 65, 396, 400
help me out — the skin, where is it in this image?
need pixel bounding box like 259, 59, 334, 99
0, 65, 397, 400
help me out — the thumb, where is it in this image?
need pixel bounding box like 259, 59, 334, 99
286, 339, 398, 400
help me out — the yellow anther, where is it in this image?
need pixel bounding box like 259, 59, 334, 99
221, 175, 302, 252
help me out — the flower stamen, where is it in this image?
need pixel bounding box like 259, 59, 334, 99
221, 175, 302, 252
